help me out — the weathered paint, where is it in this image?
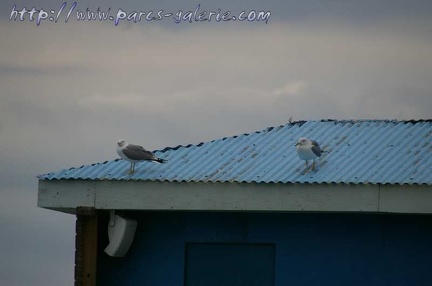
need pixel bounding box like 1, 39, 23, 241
37, 180, 95, 210
38, 180, 432, 214
97, 212, 432, 286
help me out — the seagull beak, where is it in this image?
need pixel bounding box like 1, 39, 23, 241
295, 143, 298, 146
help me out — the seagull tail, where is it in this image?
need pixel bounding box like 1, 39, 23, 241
154, 158, 167, 164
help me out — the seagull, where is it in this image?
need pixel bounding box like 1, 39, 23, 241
295, 137, 322, 171
117, 139, 166, 174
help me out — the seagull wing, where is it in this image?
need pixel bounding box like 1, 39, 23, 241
310, 140, 322, 157
123, 144, 159, 161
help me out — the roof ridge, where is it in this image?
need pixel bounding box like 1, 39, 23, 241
156, 120, 312, 153
155, 119, 432, 153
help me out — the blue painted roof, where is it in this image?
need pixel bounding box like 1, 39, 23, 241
38, 120, 432, 185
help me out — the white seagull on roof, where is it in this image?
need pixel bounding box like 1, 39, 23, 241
295, 137, 322, 171
117, 139, 166, 174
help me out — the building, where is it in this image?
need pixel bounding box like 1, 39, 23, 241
37, 119, 432, 286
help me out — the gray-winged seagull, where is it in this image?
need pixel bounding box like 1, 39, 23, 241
117, 139, 166, 173
295, 137, 322, 171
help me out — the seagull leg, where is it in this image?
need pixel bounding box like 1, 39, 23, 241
301, 161, 309, 174
129, 162, 134, 174
312, 160, 316, 171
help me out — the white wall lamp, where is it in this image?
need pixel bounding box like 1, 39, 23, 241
104, 210, 137, 257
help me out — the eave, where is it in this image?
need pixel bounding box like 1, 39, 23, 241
38, 180, 432, 214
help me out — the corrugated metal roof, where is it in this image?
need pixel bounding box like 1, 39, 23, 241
38, 120, 432, 185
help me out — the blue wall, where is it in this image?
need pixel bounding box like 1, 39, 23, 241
98, 212, 432, 286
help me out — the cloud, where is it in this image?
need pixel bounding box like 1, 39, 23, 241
0, 185, 75, 286
273, 81, 307, 97
79, 93, 150, 110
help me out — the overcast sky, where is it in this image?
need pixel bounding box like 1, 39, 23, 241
1, 0, 432, 285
